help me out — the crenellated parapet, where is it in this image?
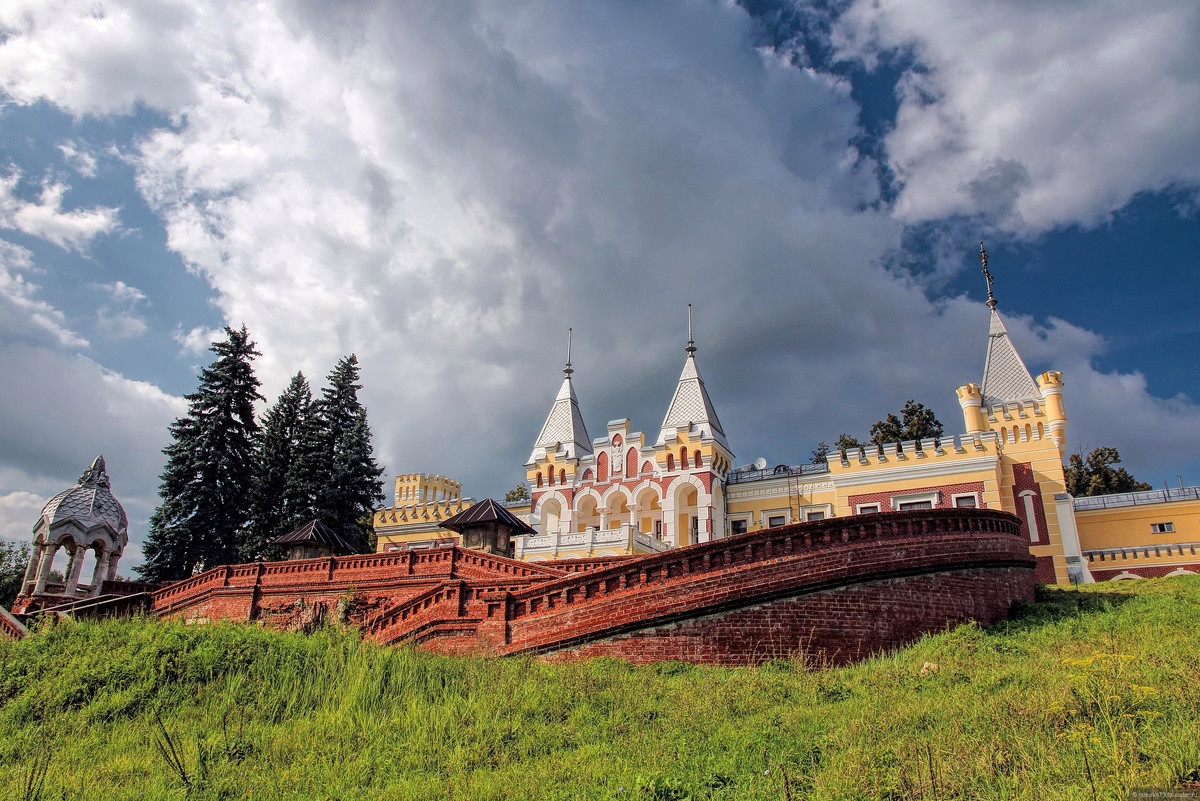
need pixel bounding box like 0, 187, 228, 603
374, 496, 473, 528
832, 432, 1000, 471
393, 473, 462, 505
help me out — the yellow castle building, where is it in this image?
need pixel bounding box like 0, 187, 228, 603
375, 253, 1200, 585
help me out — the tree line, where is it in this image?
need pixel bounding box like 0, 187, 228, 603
139, 326, 384, 583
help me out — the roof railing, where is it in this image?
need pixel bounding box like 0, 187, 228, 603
1073, 486, 1200, 511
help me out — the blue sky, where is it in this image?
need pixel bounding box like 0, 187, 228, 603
1, 0, 1198, 562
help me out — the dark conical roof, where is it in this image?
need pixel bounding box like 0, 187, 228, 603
441, 499, 536, 535
272, 520, 357, 555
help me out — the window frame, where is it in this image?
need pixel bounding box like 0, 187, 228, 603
952, 492, 980, 509
890, 491, 940, 511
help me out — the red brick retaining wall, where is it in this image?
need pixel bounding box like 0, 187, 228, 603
544, 568, 1032, 666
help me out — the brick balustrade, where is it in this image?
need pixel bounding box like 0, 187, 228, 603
142, 509, 1033, 665
360, 509, 1034, 665
150, 547, 562, 621
506, 509, 1020, 622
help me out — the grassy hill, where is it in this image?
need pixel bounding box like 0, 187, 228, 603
2, 578, 1199, 800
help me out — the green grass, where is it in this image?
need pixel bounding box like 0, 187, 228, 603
2, 578, 1200, 800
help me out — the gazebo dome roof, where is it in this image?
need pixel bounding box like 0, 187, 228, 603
38, 455, 128, 537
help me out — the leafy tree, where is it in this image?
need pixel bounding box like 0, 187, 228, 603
896, 399, 944, 442
0, 539, 31, 607
140, 326, 262, 581
505, 482, 530, 503
869, 413, 904, 446
244, 372, 317, 562
312, 355, 384, 553
834, 433, 862, 453
1065, 447, 1151, 497
836, 400, 944, 453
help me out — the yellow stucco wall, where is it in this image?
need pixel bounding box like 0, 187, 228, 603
1077, 498, 1200, 551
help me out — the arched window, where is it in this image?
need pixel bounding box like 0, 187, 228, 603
559, 469, 566, 485
1036, 422, 1044, 439
582, 468, 594, 481
641, 460, 653, 474
626, 448, 637, 477
548, 468, 554, 486
597, 452, 609, 482
536, 472, 543, 488
694, 450, 702, 468
612, 434, 622, 446
666, 454, 675, 471
680, 447, 689, 470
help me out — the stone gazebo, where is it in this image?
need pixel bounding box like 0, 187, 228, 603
441, 498, 536, 557
273, 519, 357, 561
19, 455, 129, 607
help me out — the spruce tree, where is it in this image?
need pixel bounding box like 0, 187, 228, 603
243, 372, 316, 561
140, 326, 262, 581
313, 355, 384, 553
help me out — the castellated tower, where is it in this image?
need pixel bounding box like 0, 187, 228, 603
522, 316, 735, 560
955, 244, 1080, 584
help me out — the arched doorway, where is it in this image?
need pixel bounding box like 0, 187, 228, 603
635, 486, 663, 540
576, 495, 601, 532
675, 486, 698, 546
539, 498, 562, 535
604, 490, 631, 531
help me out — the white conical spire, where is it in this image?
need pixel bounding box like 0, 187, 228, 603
528, 329, 592, 463
978, 242, 1040, 407
655, 305, 729, 449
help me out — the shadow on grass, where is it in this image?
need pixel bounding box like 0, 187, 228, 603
995, 584, 1134, 635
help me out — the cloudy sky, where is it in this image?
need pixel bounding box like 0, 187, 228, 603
2, 0, 1198, 566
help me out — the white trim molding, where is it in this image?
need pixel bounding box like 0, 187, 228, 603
891, 491, 940, 510
951, 492, 981, 509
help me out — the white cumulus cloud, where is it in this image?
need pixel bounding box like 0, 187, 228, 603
0, 490, 45, 541
57, 139, 98, 177
834, 0, 1200, 233
0, 168, 120, 251
93, 280, 149, 339
0, 239, 89, 348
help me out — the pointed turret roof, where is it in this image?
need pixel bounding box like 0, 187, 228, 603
982, 309, 1040, 406
272, 519, 357, 555
528, 330, 592, 464
978, 242, 1040, 407
655, 307, 729, 450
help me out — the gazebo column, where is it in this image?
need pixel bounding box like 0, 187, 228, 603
105, 551, 122, 583
88, 549, 110, 597
64, 546, 87, 595
21, 543, 44, 594
33, 544, 58, 594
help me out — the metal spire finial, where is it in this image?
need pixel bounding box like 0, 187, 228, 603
564, 328, 574, 377
686, 304, 696, 355
979, 240, 998, 311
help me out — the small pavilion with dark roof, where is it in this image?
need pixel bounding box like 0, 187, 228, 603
441, 498, 535, 558
273, 520, 358, 561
